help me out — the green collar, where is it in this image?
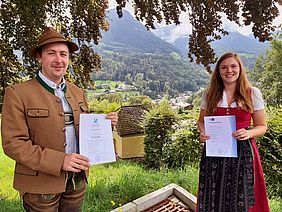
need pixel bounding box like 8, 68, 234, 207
36, 74, 67, 95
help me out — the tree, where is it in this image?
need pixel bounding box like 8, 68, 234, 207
0, 0, 109, 110
116, 0, 281, 72
128, 95, 154, 109
251, 33, 282, 107
124, 73, 133, 84
255, 107, 282, 198
143, 99, 178, 169
1, 0, 281, 110
0, 40, 23, 109
133, 72, 144, 89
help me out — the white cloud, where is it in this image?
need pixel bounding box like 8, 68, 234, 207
166, 12, 192, 43
168, 25, 190, 43
274, 5, 282, 27
221, 12, 253, 36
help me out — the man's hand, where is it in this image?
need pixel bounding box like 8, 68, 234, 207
62, 153, 90, 173
106, 112, 118, 128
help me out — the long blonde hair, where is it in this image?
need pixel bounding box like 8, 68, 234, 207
205, 52, 253, 115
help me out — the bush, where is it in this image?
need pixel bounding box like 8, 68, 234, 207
256, 107, 282, 198
143, 99, 178, 169
143, 103, 203, 170
169, 112, 203, 168
128, 95, 154, 110
88, 99, 121, 114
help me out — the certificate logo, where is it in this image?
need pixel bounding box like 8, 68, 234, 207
93, 118, 98, 124
92, 117, 100, 127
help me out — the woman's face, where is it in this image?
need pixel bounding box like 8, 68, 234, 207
219, 57, 240, 86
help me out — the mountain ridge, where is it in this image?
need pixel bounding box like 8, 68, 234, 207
96, 9, 182, 56
151, 22, 270, 56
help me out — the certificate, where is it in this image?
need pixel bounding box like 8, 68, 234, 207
79, 114, 116, 165
204, 115, 237, 157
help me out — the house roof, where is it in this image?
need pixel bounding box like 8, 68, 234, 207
116, 105, 147, 136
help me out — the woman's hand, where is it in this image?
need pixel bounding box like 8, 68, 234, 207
197, 109, 210, 143
106, 112, 118, 128
232, 128, 250, 141
199, 131, 210, 143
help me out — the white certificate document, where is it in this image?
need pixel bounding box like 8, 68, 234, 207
204, 115, 237, 157
79, 114, 116, 165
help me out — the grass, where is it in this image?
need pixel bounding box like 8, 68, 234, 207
84, 161, 198, 211
0, 145, 198, 211
1, 144, 281, 211
0, 142, 23, 211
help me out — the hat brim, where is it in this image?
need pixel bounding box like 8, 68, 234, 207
30, 38, 79, 58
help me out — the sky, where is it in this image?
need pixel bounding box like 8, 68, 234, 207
108, 1, 282, 42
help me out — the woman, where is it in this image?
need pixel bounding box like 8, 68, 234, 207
197, 52, 269, 212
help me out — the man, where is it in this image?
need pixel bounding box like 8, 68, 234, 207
1, 27, 118, 211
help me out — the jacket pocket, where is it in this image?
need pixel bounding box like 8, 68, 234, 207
15, 163, 37, 176
27, 109, 49, 117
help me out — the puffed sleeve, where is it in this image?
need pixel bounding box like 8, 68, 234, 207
200, 90, 207, 109
252, 87, 265, 111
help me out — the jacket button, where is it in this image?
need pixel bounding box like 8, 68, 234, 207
63, 142, 67, 147
63, 127, 66, 132
56, 98, 61, 103
59, 112, 64, 116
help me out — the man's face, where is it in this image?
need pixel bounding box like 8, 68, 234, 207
37, 42, 69, 86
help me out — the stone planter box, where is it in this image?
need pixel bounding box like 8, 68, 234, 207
111, 183, 197, 212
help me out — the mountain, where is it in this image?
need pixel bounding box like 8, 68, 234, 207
211, 31, 269, 55
153, 25, 269, 56
152, 24, 271, 70
92, 9, 209, 98
96, 9, 181, 55
172, 35, 189, 55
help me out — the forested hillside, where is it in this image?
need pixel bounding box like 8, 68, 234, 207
93, 52, 209, 98
92, 9, 209, 98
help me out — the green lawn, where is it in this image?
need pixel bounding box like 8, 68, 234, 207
1, 142, 281, 211
0, 145, 199, 211
0, 141, 23, 211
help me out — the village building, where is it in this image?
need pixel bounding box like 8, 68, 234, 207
113, 105, 147, 159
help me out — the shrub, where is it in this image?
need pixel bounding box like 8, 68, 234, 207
88, 99, 121, 114
143, 99, 178, 169
169, 112, 203, 168
256, 107, 282, 198
144, 103, 203, 170
128, 95, 154, 110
